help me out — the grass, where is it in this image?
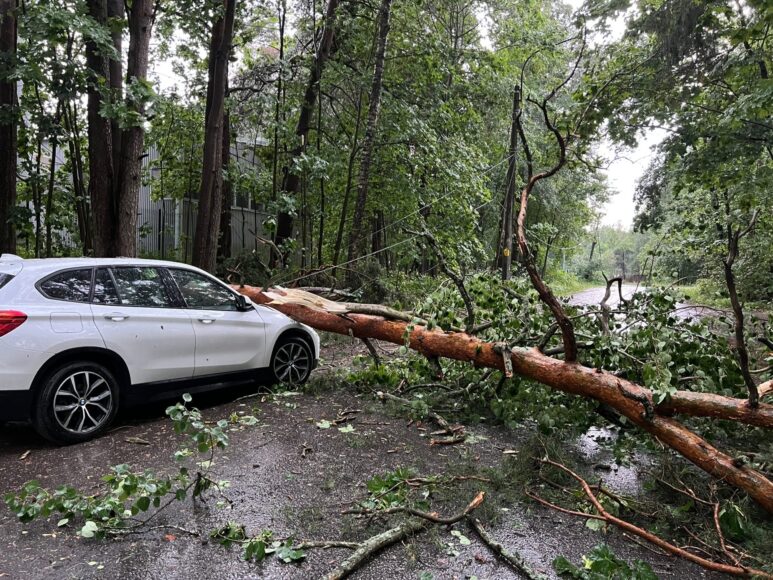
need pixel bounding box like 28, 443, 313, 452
675, 283, 770, 313
543, 271, 604, 297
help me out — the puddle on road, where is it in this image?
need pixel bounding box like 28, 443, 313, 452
575, 426, 649, 496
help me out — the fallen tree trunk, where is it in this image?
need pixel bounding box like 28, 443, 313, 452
235, 286, 773, 513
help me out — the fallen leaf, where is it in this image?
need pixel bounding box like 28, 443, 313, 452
19, 450, 31, 460
164, 534, 176, 542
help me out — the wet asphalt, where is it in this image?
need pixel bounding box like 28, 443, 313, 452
0, 334, 733, 579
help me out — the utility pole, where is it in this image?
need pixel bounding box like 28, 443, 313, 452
501, 85, 521, 280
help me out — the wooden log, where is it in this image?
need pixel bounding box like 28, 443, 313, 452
235, 286, 773, 513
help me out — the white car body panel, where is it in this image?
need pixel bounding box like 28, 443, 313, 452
91, 303, 196, 384
189, 307, 267, 377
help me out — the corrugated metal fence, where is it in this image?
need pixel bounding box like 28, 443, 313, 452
27, 142, 272, 262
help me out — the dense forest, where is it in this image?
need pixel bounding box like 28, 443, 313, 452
0, 0, 769, 300
1, 0, 772, 577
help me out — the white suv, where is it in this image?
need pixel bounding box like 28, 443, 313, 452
0, 255, 320, 444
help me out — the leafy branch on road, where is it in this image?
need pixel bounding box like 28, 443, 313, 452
4, 394, 258, 539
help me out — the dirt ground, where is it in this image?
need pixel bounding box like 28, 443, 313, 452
0, 338, 730, 580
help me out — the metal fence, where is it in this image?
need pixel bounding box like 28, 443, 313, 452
21, 141, 271, 263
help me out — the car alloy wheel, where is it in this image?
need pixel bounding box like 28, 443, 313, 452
33, 361, 120, 444
272, 339, 312, 385
53, 370, 113, 434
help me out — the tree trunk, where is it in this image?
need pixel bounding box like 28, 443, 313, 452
114, 0, 154, 257
107, 0, 123, 177
332, 88, 364, 269
272, 0, 340, 265
234, 286, 773, 514
345, 0, 392, 281
63, 101, 92, 253
45, 116, 60, 257
271, 0, 285, 203
316, 84, 324, 267
0, 0, 17, 254
85, 0, 116, 257
218, 109, 232, 260
500, 86, 520, 280
192, 0, 236, 272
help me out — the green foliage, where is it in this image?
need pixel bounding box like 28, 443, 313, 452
361, 467, 423, 511
584, 0, 773, 300
553, 544, 658, 579
5, 395, 258, 538
210, 525, 306, 564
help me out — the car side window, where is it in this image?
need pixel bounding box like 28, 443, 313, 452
0, 273, 14, 290
92, 268, 120, 305
110, 267, 174, 307
169, 269, 239, 311
39, 269, 92, 302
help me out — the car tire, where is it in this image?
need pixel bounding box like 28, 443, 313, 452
269, 336, 313, 386
33, 361, 119, 444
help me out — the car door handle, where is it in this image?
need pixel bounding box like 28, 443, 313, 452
198, 318, 215, 324
104, 313, 129, 322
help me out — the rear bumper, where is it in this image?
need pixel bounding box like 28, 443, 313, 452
0, 390, 32, 422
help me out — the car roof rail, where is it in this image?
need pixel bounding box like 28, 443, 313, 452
0, 254, 23, 261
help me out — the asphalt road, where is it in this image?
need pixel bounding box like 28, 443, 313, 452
0, 336, 732, 580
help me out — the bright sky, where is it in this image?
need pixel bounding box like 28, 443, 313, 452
600, 129, 666, 229
561, 0, 664, 230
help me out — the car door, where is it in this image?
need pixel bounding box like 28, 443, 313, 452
90, 266, 196, 384
166, 268, 267, 377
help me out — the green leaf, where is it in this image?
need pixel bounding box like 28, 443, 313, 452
275, 544, 306, 563
136, 496, 151, 512
585, 518, 606, 532
80, 520, 99, 538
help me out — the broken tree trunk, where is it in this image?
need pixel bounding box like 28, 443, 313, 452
234, 286, 773, 514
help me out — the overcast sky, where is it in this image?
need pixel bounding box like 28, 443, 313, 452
599, 130, 666, 229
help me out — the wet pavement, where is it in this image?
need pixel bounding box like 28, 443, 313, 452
0, 339, 732, 579
567, 284, 644, 309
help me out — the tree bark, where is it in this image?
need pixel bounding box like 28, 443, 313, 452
272, 0, 340, 265
85, 0, 117, 256
234, 286, 773, 514
0, 0, 16, 254
500, 86, 520, 280
192, 0, 236, 272
107, 0, 123, 177
332, 88, 364, 269
218, 108, 232, 260
115, 0, 154, 257
345, 0, 392, 282
63, 101, 92, 253
271, 0, 285, 203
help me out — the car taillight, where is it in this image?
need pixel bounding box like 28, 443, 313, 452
0, 310, 27, 337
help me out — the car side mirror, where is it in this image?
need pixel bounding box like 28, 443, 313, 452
235, 294, 253, 312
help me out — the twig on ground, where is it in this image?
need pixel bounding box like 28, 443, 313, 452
361, 338, 381, 366
376, 391, 463, 438
468, 517, 546, 580
327, 492, 485, 579
536, 458, 770, 578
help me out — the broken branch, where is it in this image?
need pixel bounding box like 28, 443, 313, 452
537, 458, 771, 578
